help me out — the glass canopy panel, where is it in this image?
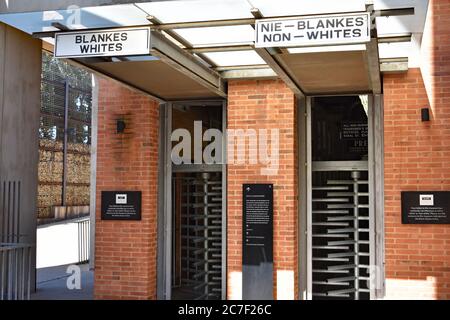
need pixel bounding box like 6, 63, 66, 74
374, 0, 429, 36
77, 5, 150, 28
203, 50, 265, 66
0, 4, 149, 34
0, 11, 52, 34
251, 0, 366, 17
136, 0, 254, 23
175, 25, 254, 46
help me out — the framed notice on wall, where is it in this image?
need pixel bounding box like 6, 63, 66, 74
401, 191, 450, 224
101, 191, 142, 221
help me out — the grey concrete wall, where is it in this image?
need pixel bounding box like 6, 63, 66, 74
0, 0, 179, 14
0, 22, 42, 290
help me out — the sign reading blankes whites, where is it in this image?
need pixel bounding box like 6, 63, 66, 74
54, 27, 151, 58
255, 13, 370, 48
242, 184, 273, 300
401, 191, 450, 224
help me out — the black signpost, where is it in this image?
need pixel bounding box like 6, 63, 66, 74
101, 191, 142, 221
242, 184, 273, 300
401, 191, 450, 224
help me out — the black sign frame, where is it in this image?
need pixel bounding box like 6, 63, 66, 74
101, 191, 142, 221
401, 191, 450, 224
242, 183, 274, 300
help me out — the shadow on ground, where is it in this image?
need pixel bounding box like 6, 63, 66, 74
31, 263, 93, 300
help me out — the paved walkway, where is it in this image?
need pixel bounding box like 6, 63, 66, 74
31, 263, 94, 300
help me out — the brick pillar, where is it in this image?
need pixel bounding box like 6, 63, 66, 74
227, 79, 298, 300
94, 77, 159, 299
383, 0, 450, 299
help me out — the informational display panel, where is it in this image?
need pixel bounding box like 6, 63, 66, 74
55, 27, 151, 58
242, 184, 273, 300
101, 191, 142, 221
401, 191, 450, 224
255, 12, 370, 48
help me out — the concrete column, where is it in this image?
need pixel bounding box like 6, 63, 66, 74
0, 22, 42, 291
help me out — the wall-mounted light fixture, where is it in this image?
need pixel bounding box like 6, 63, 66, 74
117, 119, 126, 133
421, 107, 430, 122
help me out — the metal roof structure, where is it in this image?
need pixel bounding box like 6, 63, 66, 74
0, 0, 430, 99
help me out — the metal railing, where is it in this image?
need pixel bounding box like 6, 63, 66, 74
77, 219, 90, 264
0, 243, 33, 300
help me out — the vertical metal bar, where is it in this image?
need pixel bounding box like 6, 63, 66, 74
352, 171, 360, 300
82, 221, 85, 262
14, 245, 18, 299
78, 221, 81, 263
27, 246, 31, 300
19, 248, 25, 300
171, 180, 176, 287
17, 181, 21, 244
185, 178, 190, 286
157, 103, 168, 300
221, 100, 227, 300
62, 80, 69, 207
203, 173, 209, 298
368, 94, 380, 299
7, 249, 12, 300
7, 181, 10, 242
164, 103, 173, 300
185, 178, 191, 279
297, 96, 308, 300
306, 97, 313, 300
1, 181, 5, 243
1, 250, 5, 299
82, 220, 84, 262
86, 221, 88, 262
11, 182, 15, 244
87, 220, 90, 262
81, 221, 84, 262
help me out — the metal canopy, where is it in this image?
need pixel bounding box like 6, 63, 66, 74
77, 29, 225, 100
0, 0, 429, 98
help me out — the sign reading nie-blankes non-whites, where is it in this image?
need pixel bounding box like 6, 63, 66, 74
255, 13, 370, 48
54, 27, 151, 58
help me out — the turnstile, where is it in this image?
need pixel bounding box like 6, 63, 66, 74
172, 172, 222, 300
311, 163, 371, 299
307, 96, 372, 300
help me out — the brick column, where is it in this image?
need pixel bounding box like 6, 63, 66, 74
227, 79, 298, 300
94, 77, 160, 299
383, 0, 450, 299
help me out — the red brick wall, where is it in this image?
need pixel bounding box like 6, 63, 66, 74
94, 76, 160, 299
383, 1, 450, 299
226, 80, 298, 299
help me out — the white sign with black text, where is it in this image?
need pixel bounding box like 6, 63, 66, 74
54, 27, 151, 58
255, 13, 370, 48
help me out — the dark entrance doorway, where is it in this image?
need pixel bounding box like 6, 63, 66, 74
309, 96, 371, 300
169, 102, 225, 300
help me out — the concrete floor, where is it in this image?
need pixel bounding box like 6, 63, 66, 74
31, 263, 94, 300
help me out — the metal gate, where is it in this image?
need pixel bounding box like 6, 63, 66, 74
0, 181, 33, 300
304, 95, 377, 300
311, 162, 370, 299
172, 172, 222, 300
158, 100, 227, 300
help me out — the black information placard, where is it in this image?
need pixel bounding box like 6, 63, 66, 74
101, 191, 142, 221
242, 184, 273, 300
401, 191, 450, 224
